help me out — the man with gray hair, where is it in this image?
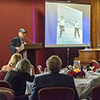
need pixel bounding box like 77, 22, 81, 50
30, 55, 79, 100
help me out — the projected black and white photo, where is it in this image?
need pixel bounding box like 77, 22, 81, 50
57, 4, 82, 44
45, 2, 91, 48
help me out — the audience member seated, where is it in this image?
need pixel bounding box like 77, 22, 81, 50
3, 58, 35, 96
80, 76, 100, 100
30, 55, 79, 100
1, 53, 22, 71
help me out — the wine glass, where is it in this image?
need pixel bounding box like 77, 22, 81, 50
83, 66, 87, 73
89, 66, 94, 72
44, 68, 48, 73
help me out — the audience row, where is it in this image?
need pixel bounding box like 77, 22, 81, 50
0, 53, 100, 100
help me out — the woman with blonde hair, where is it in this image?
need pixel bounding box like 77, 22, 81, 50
1, 53, 22, 71
4, 58, 35, 97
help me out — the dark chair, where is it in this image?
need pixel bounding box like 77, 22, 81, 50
0, 80, 29, 100
0, 80, 12, 89
38, 87, 75, 100
0, 90, 14, 100
0, 70, 7, 80
92, 85, 100, 100
0, 86, 30, 100
0, 87, 15, 95
0, 87, 15, 100
14, 94, 30, 100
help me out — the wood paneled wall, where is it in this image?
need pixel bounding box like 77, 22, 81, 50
92, 0, 100, 48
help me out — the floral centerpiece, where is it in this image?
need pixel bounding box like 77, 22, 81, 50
67, 70, 85, 78
67, 64, 85, 78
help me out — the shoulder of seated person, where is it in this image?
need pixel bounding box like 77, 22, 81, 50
2, 64, 8, 69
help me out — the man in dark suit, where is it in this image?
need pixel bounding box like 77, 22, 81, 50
9, 28, 27, 55
30, 55, 79, 100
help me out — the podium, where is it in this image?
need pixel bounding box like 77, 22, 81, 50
19, 43, 42, 72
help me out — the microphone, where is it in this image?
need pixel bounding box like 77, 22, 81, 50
25, 37, 35, 44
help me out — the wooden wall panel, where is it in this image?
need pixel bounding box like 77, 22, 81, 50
91, 0, 97, 48
96, 0, 100, 48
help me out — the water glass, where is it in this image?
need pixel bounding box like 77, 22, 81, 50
44, 68, 48, 73
73, 60, 81, 71
83, 66, 87, 73
89, 66, 94, 72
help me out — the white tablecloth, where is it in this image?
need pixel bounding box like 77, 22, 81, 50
74, 73, 99, 96
25, 72, 100, 97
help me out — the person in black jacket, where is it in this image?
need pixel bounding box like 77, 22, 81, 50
9, 28, 27, 55
4, 58, 35, 96
30, 55, 79, 100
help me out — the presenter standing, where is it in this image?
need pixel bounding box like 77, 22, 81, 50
9, 28, 27, 55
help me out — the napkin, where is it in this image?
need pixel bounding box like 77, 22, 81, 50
78, 70, 85, 78
67, 70, 77, 78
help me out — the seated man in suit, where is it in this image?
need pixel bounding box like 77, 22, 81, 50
9, 28, 27, 55
30, 55, 79, 100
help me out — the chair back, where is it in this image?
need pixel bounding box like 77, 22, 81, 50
14, 94, 30, 100
92, 60, 100, 72
0, 87, 15, 96
0, 70, 7, 80
38, 87, 75, 100
0, 80, 12, 89
0, 86, 30, 100
0, 88, 14, 100
92, 85, 100, 100
37, 65, 42, 74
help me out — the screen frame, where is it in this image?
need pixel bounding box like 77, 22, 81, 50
45, 1, 91, 48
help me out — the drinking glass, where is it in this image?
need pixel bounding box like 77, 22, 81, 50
44, 68, 48, 73
73, 60, 81, 71
89, 66, 94, 72
83, 66, 87, 73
